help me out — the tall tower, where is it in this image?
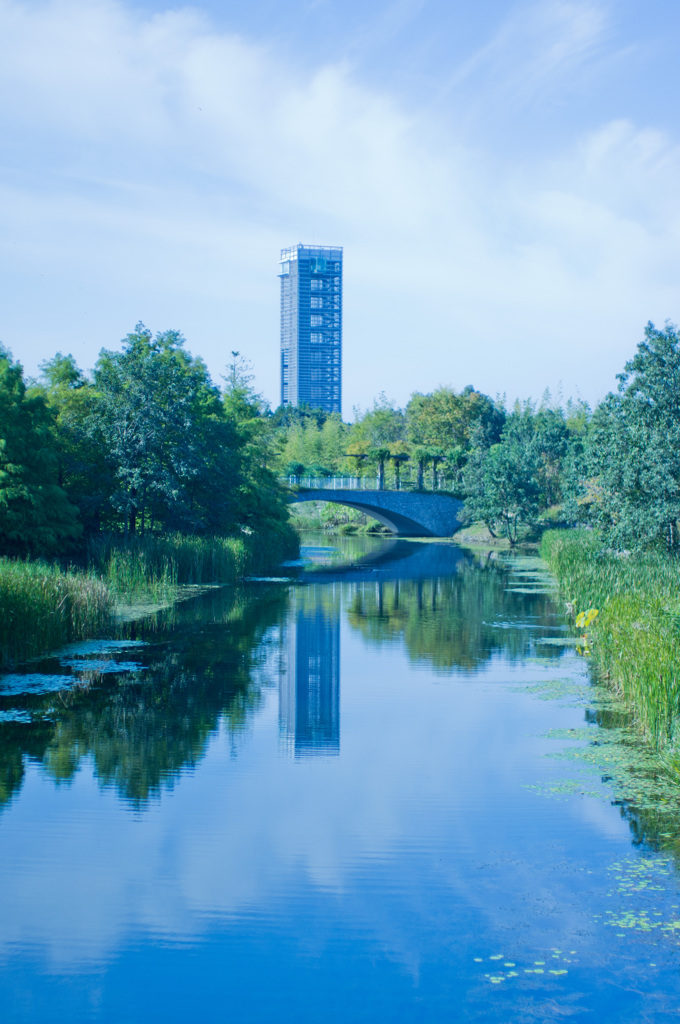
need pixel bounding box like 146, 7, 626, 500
279, 243, 342, 415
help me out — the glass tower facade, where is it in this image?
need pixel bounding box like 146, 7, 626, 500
279, 243, 342, 414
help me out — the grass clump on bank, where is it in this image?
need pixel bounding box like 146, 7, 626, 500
0, 559, 112, 669
89, 534, 244, 602
0, 525, 298, 669
90, 524, 299, 602
542, 529, 680, 753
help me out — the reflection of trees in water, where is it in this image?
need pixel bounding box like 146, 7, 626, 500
0, 557, 566, 812
584, 703, 680, 863
346, 560, 562, 672
0, 586, 289, 810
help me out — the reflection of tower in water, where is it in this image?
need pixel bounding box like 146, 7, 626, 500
279, 591, 340, 757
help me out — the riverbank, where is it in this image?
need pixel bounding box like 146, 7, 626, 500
452, 522, 541, 550
0, 525, 298, 670
542, 529, 680, 764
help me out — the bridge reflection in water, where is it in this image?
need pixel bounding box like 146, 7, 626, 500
279, 588, 340, 757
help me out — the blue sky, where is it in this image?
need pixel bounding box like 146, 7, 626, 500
1, 0, 679, 413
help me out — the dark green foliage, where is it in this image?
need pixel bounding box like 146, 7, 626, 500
34, 329, 293, 545
269, 403, 329, 429
37, 352, 111, 534
463, 422, 542, 544
0, 347, 80, 555
0, 329, 296, 664
462, 401, 572, 544
92, 325, 244, 535
579, 322, 680, 549
221, 351, 292, 535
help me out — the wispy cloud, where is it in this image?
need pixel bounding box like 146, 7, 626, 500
444, 0, 611, 109
0, 0, 677, 409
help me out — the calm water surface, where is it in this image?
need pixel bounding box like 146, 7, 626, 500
1, 535, 680, 1022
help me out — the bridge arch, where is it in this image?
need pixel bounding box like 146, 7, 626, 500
289, 489, 463, 538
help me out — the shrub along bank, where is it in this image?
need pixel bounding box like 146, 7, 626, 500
542, 529, 680, 757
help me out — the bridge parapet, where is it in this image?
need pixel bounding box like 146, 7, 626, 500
282, 476, 454, 493
290, 488, 463, 538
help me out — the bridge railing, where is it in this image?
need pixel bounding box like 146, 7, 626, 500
284, 476, 380, 490
281, 476, 454, 492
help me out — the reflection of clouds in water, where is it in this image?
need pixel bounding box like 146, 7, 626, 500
58, 641, 149, 656
0, 674, 75, 696
0, 642, 151, 696
0, 627, 626, 972
58, 660, 145, 674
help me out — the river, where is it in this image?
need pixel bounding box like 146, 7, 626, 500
0, 534, 679, 1022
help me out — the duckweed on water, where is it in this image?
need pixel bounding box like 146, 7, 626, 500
511, 678, 591, 703
474, 949, 577, 986
518, 657, 680, 823
524, 778, 605, 800
600, 857, 680, 943
547, 726, 680, 815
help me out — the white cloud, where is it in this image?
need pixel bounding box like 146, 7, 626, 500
0, 0, 678, 409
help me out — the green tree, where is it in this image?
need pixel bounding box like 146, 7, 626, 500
581, 322, 680, 549
0, 347, 80, 554
277, 412, 348, 477
463, 411, 542, 545
36, 353, 112, 534
348, 395, 406, 488
92, 325, 240, 535
222, 351, 291, 534
406, 386, 504, 490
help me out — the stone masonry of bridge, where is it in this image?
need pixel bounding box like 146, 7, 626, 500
290, 489, 464, 538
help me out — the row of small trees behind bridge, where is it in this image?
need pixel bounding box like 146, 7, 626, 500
279, 321, 680, 549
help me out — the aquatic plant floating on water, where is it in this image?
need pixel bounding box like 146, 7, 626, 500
600, 857, 680, 943
473, 949, 576, 985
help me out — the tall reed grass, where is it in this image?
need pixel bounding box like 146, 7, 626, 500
0, 524, 298, 669
88, 524, 298, 601
542, 529, 680, 751
0, 559, 112, 669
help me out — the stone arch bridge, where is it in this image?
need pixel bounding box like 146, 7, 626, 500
290, 488, 463, 538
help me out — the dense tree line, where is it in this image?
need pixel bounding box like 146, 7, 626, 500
0, 325, 289, 556
4, 318, 680, 555
276, 321, 680, 549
